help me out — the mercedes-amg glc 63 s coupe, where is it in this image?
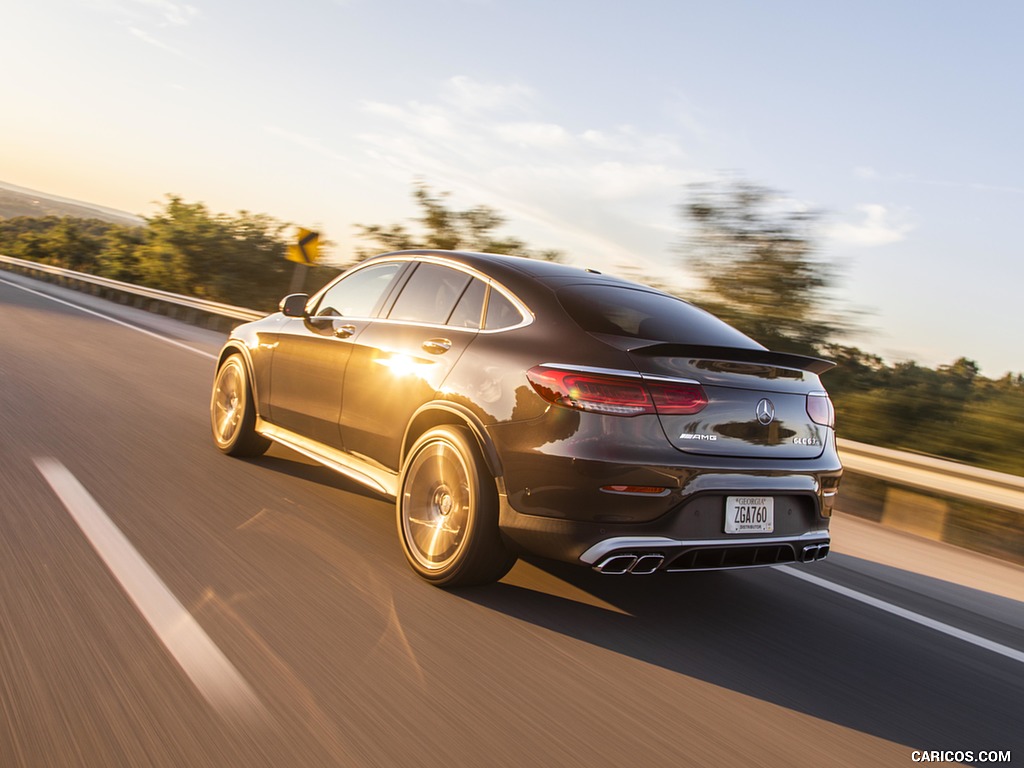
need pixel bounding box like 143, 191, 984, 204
211, 250, 842, 586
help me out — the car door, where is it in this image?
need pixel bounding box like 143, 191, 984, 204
339, 262, 486, 470
267, 261, 406, 449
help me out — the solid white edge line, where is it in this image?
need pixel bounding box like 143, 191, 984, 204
777, 565, 1024, 665
34, 458, 265, 720
0, 275, 218, 360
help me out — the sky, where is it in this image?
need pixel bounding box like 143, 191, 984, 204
1, 0, 1022, 376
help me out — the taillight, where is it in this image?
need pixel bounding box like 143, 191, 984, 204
806, 392, 835, 427
646, 380, 709, 415
527, 366, 707, 417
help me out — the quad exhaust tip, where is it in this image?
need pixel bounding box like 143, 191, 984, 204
801, 543, 830, 562
594, 553, 665, 575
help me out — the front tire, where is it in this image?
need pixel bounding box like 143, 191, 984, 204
210, 354, 270, 457
397, 426, 516, 587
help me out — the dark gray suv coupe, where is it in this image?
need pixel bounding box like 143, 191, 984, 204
211, 250, 842, 586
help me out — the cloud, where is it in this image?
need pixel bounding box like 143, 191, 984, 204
440, 75, 534, 113
131, 0, 199, 26
588, 162, 689, 200
89, 0, 199, 54
347, 76, 707, 272
826, 203, 915, 246
129, 26, 186, 57
854, 165, 1024, 196
492, 122, 571, 148
264, 125, 350, 164
356, 76, 692, 202
360, 100, 458, 140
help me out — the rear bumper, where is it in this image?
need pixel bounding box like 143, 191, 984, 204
580, 532, 831, 574
496, 490, 832, 573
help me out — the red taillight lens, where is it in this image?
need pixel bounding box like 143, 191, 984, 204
806, 393, 835, 427
647, 380, 708, 415
526, 366, 707, 417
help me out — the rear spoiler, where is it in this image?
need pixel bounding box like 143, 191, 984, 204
626, 342, 837, 375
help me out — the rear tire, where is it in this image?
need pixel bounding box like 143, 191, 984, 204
210, 354, 270, 457
397, 426, 516, 587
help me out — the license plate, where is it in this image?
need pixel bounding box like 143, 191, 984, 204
725, 496, 774, 534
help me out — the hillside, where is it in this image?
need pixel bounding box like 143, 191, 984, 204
0, 181, 144, 227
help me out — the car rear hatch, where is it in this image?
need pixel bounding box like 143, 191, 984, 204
627, 342, 834, 460
553, 283, 835, 460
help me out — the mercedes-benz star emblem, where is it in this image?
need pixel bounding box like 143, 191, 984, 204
755, 398, 775, 426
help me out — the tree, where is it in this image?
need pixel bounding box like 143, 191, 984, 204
132, 195, 298, 309
678, 178, 845, 356
355, 181, 563, 262
95, 224, 146, 282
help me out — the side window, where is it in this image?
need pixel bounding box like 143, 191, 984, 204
446, 278, 486, 328
484, 289, 523, 330
388, 263, 472, 325
314, 263, 402, 318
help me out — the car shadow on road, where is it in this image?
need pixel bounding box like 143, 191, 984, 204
454, 555, 1022, 754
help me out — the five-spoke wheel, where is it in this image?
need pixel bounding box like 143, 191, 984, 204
398, 426, 515, 587
210, 354, 270, 457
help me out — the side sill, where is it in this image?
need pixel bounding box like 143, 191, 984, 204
256, 419, 399, 499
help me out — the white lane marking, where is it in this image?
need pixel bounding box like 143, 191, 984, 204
777, 565, 1024, 665
0, 275, 217, 360
34, 457, 265, 720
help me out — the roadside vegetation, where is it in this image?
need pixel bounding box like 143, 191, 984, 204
0, 181, 1020, 477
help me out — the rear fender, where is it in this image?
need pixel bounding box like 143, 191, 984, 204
402, 402, 503, 479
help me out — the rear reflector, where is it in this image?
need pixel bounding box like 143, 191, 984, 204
527, 366, 707, 417
601, 485, 671, 496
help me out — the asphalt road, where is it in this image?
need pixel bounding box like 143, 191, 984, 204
1, 273, 1022, 768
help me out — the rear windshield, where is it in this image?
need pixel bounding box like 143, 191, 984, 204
558, 285, 759, 347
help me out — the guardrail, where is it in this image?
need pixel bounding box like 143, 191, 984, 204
837, 440, 1024, 562
2, 253, 1021, 562
838, 439, 1024, 514
0, 254, 262, 330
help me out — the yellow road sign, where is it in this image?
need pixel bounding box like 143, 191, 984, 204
286, 228, 319, 265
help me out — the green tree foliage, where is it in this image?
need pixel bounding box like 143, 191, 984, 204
0, 215, 115, 267
822, 347, 1023, 475
679, 179, 843, 356
133, 196, 298, 308
0, 197, 339, 311
355, 181, 563, 262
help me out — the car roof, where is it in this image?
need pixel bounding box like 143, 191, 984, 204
365, 249, 656, 292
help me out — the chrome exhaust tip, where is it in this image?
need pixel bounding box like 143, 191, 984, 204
594, 553, 665, 574
800, 543, 829, 563
630, 554, 664, 575
594, 554, 637, 574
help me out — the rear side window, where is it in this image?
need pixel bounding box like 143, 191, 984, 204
314, 262, 402, 318
484, 290, 523, 330
388, 263, 473, 325
557, 285, 758, 347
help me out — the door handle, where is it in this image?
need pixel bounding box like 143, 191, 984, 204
334, 324, 357, 339
422, 338, 452, 354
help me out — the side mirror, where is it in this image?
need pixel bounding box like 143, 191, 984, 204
280, 293, 309, 318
